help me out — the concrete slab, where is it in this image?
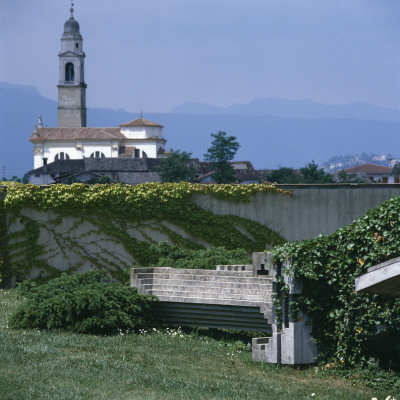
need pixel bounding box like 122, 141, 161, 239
355, 257, 400, 297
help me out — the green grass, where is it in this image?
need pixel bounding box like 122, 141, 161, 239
0, 289, 396, 400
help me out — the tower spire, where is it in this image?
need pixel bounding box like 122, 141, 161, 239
70, 2, 74, 18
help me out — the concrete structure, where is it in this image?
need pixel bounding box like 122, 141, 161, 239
131, 252, 317, 364
251, 252, 317, 364
355, 257, 400, 297
193, 184, 400, 241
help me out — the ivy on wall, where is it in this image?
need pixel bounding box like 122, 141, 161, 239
0, 182, 289, 282
272, 195, 400, 371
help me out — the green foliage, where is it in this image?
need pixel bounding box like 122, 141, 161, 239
0, 182, 288, 282
300, 161, 333, 183
156, 149, 196, 183
266, 162, 334, 184
336, 170, 364, 183
9, 270, 156, 334
266, 167, 303, 184
272, 195, 400, 373
151, 242, 251, 269
204, 131, 240, 183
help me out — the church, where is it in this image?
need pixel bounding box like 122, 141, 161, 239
29, 6, 168, 184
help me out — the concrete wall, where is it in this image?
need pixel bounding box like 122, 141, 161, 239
4, 184, 400, 281
193, 184, 400, 241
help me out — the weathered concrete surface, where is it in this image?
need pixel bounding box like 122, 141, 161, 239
194, 184, 400, 241
355, 257, 400, 297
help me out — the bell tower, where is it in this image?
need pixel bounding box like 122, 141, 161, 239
57, 5, 87, 127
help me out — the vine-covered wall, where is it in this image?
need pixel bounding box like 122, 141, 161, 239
0, 183, 288, 283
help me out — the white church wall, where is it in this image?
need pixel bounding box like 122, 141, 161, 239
120, 126, 162, 139
82, 142, 114, 158
132, 141, 160, 158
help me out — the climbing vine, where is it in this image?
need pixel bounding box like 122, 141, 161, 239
0, 182, 289, 283
271, 195, 400, 373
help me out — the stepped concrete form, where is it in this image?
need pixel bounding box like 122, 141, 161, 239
131, 253, 318, 365
131, 267, 273, 332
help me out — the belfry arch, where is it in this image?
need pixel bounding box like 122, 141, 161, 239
65, 62, 75, 82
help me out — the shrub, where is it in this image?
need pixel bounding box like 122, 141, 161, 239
151, 242, 251, 269
9, 270, 156, 334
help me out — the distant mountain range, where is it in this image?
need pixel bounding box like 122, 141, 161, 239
172, 98, 400, 122
1, 81, 399, 178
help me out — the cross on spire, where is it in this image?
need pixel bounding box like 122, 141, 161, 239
70, 2, 74, 18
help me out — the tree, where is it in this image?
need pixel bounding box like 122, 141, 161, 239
266, 162, 334, 184
266, 167, 303, 184
204, 131, 240, 183
157, 149, 196, 183
336, 170, 364, 183
300, 161, 333, 183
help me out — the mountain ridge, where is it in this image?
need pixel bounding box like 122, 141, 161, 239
172, 98, 400, 122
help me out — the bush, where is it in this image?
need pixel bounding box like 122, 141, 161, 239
151, 242, 251, 269
9, 270, 156, 334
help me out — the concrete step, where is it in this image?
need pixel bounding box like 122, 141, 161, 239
143, 277, 272, 287
134, 267, 270, 278
143, 284, 272, 296
153, 295, 271, 309
216, 264, 253, 272
147, 289, 272, 301
136, 273, 272, 285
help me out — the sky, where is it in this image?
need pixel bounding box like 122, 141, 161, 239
0, 0, 399, 113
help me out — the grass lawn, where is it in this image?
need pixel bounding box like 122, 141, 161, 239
0, 289, 394, 400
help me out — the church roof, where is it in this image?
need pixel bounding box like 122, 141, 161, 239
120, 118, 164, 128
30, 127, 125, 142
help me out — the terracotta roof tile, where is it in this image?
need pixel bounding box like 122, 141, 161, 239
120, 118, 164, 128
30, 127, 125, 141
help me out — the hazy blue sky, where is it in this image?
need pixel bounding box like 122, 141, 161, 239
1, 0, 399, 113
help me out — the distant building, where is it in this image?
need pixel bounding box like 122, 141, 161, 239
335, 163, 397, 183
194, 160, 261, 184
30, 7, 168, 172
390, 163, 400, 183
28, 158, 162, 185
28, 159, 261, 185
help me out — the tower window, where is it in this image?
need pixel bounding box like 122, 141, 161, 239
65, 62, 74, 82
55, 152, 70, 161
75, 43, 79, 49
134, 149, 140, 158
90, 151, 105, 158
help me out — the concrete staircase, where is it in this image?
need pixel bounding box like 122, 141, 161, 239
131, 267, 273, 332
